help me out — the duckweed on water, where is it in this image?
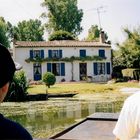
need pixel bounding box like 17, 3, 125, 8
0, 93, 128, 138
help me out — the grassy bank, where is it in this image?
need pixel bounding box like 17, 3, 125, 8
28, 81, 140, 95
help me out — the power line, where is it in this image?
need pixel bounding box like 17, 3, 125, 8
14, 0, 35, 19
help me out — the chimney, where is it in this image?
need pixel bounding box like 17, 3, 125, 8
100, 31, 105, 43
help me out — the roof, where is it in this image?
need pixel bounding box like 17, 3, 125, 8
14, 40, 111, 48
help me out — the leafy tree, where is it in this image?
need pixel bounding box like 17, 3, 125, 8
113, 26, 140, 69
86, 25, 108, 42
49, 30, 75, 41
41, 0, 83, 37
43, 72, 56, 90
0, 17, 10, 48
13, 19, 44, 41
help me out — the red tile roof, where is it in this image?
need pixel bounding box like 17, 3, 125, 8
14, 40, 111, 48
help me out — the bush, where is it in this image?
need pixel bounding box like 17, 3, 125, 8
42, 72, 56, 88
48, 30, 75, 41
4, 70, 28, 102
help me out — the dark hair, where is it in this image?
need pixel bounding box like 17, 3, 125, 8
0, 44, 16, 88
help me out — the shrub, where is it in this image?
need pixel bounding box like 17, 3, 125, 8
43, 72, 56, 88
48, 30, 75, 41
4, 70, 28, 102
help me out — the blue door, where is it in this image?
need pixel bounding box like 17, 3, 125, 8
33, 63, 42, 81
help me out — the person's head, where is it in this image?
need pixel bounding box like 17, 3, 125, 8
0, 44, 16, 102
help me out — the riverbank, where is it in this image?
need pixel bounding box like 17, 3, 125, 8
28, 81, 140, 95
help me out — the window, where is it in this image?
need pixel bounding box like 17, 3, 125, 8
52, 50, 59, 58
48, 50, 62, 58
30, 50, 44, 59
98, 63, 105, 75
52, 63, 60, 76
47, 63, 65, 76
34, 50, 41, 58
99, 50, 105, 58
80, 50, 86, 57
93, 62, 105, 75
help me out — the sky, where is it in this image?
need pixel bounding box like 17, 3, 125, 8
0, 0, 140, 48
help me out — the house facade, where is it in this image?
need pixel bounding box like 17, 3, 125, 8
13, 39, 112, 82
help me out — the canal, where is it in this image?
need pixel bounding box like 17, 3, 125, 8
0, 95, 126, 139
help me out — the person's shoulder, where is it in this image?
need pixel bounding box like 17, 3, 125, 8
0, 114, 32, 139
125, 91, 140, 104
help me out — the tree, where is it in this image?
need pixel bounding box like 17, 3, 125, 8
0, 17, 10, 48
41, 0, 83, 37
13, 19, 44, 41
86, 25, 108, 42
113, 26, 140, 69
43, 72, 56, 93
48, 30, 75, 41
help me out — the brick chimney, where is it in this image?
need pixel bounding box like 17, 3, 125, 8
100, 31, 105, 43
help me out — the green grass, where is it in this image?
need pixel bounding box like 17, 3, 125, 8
28, 82, 140, 95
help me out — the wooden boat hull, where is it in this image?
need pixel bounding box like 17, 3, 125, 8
50, 113, 119, 140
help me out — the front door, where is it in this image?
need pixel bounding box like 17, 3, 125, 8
33, 63, 42, 81
79, 63, 87, 80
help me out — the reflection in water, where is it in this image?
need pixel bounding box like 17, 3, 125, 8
6, 99, 124, 138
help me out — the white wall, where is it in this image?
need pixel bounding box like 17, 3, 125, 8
14, 46, 112, 82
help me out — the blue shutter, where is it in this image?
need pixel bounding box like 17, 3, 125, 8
61, 63, 65, 76
48, 50, 52, 58
106, 62, 111, 74
30, 50, 33, 59
47, 63, 52, 72
99, 50, 105, 57
41, 50, 44, 58
59, 50, 62, 58
93, 63, 98, 75
80, 50, 86, 57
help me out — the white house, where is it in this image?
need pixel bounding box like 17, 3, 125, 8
13, 34, 112, 82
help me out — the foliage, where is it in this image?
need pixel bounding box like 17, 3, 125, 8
12, 19, 44, 41
113, 26, 140, 68
43, 72, 56, 88
48, 30, 75, 40
25, 55, 106, 63
41, 0, 83, 36
4, 70, 28, 102
0, 17, 10, 47
85, 25, 108, 41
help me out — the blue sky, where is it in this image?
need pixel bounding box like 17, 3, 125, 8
0, 0, 140, 48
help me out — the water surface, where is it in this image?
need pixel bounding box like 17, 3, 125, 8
0, 96, 126, 138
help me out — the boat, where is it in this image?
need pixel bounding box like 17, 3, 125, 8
50, 112, 119, 140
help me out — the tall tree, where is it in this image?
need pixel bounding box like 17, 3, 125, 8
13, 19, 44, 41
113, 26, 140, 68
86, 25, 108, 41
0, 17, 10, 48
41, 0, 83, 37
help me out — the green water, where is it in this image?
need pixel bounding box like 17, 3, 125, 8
0, 97, 125, 138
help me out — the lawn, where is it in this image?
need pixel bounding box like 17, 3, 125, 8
28, 81, 140, 95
